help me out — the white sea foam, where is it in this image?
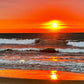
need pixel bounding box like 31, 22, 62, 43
0, 59, 84, 67
0, 59, 84, 72
67, 41, 84, 47
13, 48, 40, 51
0, 48, 40, 51
0, 39, 36, 44
55, 48, 84, 53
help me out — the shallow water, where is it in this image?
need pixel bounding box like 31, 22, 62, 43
0, 54, 84, 73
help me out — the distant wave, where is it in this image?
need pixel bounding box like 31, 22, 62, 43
67, 41, 84, 47
0, 38, 40, 44
0, 48, 84, 53
1, 38, 84, 48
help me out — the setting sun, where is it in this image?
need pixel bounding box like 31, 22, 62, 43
42, 20, 67, 32
52, 23, 57, 28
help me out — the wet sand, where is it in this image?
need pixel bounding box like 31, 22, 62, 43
0, 69, 84, 80
0, 69, 84, 84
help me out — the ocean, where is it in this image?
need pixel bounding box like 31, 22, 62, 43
0, 33, 84, 80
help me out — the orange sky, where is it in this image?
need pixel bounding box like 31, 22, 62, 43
0, 0, 84, 33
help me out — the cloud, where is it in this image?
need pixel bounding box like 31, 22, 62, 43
0, 0, 83, 19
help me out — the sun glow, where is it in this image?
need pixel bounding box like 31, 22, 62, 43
20, 60, 25, 63
42, 20, 66, 32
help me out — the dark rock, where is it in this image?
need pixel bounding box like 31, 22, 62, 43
5, 49, 13, 52
40, 48, 59, 53
35, 38, 41, 44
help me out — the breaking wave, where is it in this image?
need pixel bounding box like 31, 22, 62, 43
67, 41, 84, 47
0, 38, 40, 44
0, 48, 84, 53
0, 38, 84, 48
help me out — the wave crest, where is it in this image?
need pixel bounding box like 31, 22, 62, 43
0, 38, 41, 44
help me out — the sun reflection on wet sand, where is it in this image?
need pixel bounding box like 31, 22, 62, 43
50, 71, 58, 80
0, 69, 84, 80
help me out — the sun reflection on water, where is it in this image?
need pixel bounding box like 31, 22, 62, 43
52, 57, 58, 62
